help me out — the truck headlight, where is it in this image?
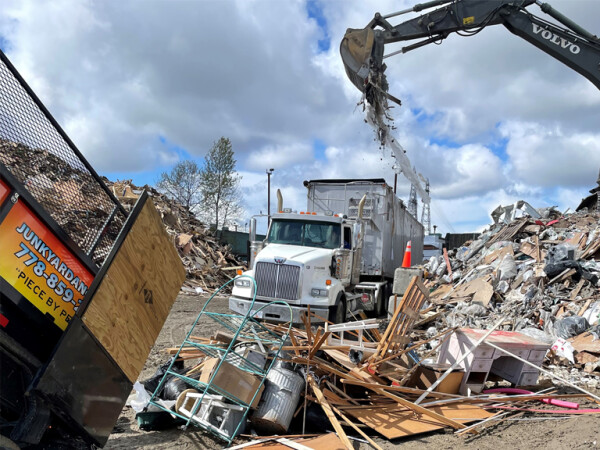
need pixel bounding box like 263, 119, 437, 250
311, 288, 328, 297
235, 278, 251, 287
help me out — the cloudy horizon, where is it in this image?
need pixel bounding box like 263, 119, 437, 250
1, 0, 599, 234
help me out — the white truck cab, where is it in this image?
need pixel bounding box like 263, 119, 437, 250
230, 213, 353, 323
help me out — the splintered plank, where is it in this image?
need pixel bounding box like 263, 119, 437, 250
308, 376, 353, 450
485, 218, 528, 248
82, 195, 186, 382
240, 433, 346, 450
332, 405, 383, 450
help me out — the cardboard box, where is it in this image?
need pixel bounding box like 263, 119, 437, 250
200, 358, 264, 408
409, 363, 464, 394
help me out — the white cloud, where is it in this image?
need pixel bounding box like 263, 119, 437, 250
501, 121, 600, 187
1, 0, 599, 235
246, 143, 314, 171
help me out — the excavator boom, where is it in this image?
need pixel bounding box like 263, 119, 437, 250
340, 0, 600, 101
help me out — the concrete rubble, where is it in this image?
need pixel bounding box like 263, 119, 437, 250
423, 206, 600, 389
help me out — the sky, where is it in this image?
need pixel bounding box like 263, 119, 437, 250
1, 0, 599, 235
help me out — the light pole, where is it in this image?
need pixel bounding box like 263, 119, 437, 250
266, 168, 274, 225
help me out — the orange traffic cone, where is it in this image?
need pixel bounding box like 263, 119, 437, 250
401, 241, 412, 268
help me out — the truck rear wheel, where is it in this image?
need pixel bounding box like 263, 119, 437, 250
328, 294, 346, 324
377, 282, 391, 317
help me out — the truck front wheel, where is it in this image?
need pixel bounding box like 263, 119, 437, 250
328, 294, 346, 324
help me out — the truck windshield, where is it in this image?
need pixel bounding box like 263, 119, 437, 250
267, 219, 341, 249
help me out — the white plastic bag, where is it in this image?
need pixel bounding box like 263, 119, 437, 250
128, 381, 151, 413
429, 256, 440, 273
497, 254, 518, 280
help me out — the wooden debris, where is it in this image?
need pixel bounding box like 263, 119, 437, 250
371, 276, 428, 362
106, 180, 245, 292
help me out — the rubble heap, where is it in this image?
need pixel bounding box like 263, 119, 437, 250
424, 207, 600, 385
0, 138, 122, 261
107, 180, 244, 293
134, 275, 600, 448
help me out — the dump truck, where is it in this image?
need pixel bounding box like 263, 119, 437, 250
0, 50, 185, 448
229, 179, 423, 323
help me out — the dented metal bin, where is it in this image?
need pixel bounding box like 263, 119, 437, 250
251, 363, 305, 434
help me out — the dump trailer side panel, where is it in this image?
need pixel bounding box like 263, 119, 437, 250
0, 166, 98, 365
0, 49, 185, 447
0, 196, 94, 330
306, 179, 423, 278
32, 192, 186, 447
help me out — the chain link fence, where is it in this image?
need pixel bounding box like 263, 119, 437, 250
0, 51, 127, 266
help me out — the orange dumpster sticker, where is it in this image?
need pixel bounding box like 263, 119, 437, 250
0, 200, 94, 330
0, 178, 8, 204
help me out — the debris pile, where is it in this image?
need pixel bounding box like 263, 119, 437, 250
132, 275, 600, 449
0, 138, 122, 261
423, 206, 600, 386
0, 138, 243, 290
108, 180, 244, 292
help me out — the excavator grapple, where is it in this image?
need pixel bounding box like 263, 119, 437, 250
340, 27, 375, 93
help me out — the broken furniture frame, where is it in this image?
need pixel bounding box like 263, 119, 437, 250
147, 276, 292, 446
370, 276, 428, 364
325, 318, 380, 350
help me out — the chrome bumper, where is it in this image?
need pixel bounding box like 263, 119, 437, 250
228, 296, 328, 324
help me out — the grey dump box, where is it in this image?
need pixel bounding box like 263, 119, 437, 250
305, 179, 424, 278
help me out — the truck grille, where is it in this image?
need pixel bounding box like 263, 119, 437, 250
255, 262, 300, 300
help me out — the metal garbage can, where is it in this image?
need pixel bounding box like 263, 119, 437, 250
251, 364, 304, 434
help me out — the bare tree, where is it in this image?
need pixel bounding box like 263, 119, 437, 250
156, 160, 202, 211
198, 137, 244, 229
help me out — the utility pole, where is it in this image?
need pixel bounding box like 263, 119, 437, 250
266, 168, 274, 225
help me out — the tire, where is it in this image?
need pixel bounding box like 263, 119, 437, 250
377, 282, 391, 318
328, 293, 346, 324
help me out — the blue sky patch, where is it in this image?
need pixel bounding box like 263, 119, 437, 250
103, 135, 197, 187
488, 135, 509, 162
412, 107, 439, 124
0, 34, 11, 52
313, 138, 327, 161
306, 0, 330, 52
428, 136, 460, 149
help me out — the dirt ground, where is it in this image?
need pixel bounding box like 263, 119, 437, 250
105, 295, 600, 450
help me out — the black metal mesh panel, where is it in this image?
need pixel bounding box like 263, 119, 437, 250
0, 53, 126, 266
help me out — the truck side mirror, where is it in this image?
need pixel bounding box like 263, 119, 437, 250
352, 223, 361, 247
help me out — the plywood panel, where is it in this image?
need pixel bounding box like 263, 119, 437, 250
347, 403, 493, 439
83, 196, 185, 382
244, 433, 346, 449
